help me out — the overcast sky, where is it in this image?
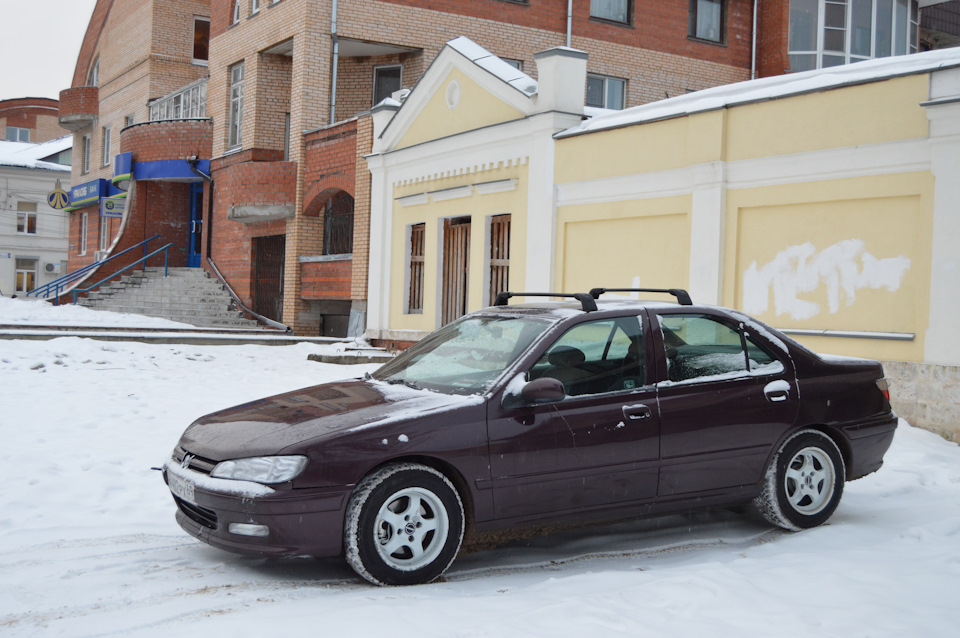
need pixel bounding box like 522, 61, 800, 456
0, 1, 99, 102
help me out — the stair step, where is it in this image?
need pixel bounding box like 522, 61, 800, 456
76, 267, 264, 328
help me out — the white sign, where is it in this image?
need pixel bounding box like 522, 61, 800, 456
101, 195, 126, 218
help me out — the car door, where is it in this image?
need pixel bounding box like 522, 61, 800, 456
650, 310, 799, 497
486, 314, 661, 520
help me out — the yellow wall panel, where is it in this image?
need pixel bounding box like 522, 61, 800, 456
726, 75, 930, 161
556, 197, 691, 294
395, 68, 525, 150
726, 173, 934, 360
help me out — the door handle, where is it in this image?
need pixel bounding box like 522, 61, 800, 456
622, 404, 651, 420
764, 381, 791, 403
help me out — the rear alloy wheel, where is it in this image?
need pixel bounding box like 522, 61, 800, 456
754, 430, 845, 531
344, 463, 464, 586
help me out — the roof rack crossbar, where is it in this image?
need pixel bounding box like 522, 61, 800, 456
494, 291, 598, 312
588, 287, 693, 306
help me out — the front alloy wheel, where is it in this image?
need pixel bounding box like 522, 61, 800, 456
345, 463, 464, 586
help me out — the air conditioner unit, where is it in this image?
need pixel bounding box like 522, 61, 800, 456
45, 262, 62, 275
94, 251, 109, 262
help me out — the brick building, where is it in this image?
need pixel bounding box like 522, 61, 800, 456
2, 98, 65, 144
58, 0, 212, 285
57, 0, 952, 335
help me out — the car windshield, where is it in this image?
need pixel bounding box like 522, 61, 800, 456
373, 314, 553, 395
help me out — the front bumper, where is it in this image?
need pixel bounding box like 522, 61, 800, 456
162, 461, 350, 559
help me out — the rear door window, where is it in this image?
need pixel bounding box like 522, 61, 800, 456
658, 314, 783, 383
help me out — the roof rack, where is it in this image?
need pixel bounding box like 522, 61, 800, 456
588, 287, 693, 306
493, 291, 598, 312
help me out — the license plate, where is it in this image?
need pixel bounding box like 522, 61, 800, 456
168, 472, 196, 505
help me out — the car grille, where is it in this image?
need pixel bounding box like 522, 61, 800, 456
176, 497, 218, 529
174, 445, 217, 475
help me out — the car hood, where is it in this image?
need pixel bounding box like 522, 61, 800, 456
178, 378, 480, 460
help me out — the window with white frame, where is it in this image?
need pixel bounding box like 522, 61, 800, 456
17, 202, 37, 235
502, 58, 523, 70
591, 0, 630, 24
373, 65, 402, 106
101, 126, 112, 167
124, 113, 136, 128
233, 1, 241, 24
252, 0, 260, 13
80, 212, 88, 256
193, 17, 210, 64
149, 78, 207, 121
689, 0, 725, 43
82, 135, 91, 173
100, 214, 112, 251
228, 63, 245, 148
15, 258, 38, 293
789, 0, 920, 72
586, 73, 626, 109
6, 126, 30, 142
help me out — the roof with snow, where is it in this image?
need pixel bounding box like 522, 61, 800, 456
558, 47, 960, 139
445, 36, 538, 96
0, 136, 72, 171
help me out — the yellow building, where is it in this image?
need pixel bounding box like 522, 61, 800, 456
366, 38, 960, 439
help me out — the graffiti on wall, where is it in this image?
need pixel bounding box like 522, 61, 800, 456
742, 239, 911, 320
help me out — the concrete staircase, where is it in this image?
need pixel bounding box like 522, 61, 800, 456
77, 267, 261, 329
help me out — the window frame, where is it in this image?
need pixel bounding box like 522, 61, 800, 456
586, 73, 626, 110
17, 202, 38, 235
688, 0, 726, 44
252, 0, 261, 14
322, 191, 355, 256
80, 212, 88, 256
372, 64, 403, 106
590, 0, 632, 26
15, 258, 39, 294
406, 223, 426, 315
101, 126, 112, 167
788, 0, 920, 72
82, 135, 91, 174
193, 17, 210, 65
99, 214, 111, 252
232, 1, 241, 24
6, 126, 30, 142
228, 62, 245, 149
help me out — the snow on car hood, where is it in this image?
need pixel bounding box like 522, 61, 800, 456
178, 378, 480, 459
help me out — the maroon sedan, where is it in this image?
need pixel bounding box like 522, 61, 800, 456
163, 289, 897, 586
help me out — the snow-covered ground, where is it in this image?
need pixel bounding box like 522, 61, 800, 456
1, 299, 958, 637
0, 296, 194, 328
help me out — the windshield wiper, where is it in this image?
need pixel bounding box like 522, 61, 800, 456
384, 378, 424, 390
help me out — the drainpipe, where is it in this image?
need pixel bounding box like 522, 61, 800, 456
330, 0, 339, 124
566, 0, 573, 47
752, 0, 759, 80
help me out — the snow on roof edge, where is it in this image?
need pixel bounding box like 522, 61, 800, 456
446, 36, 538, 97
558, 48, 960, 139
0, 135, 72, 171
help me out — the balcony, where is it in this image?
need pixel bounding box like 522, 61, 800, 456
58, 86, 99, 131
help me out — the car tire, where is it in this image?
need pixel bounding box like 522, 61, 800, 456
754, 429, 845, 532
344, 463, 464, 586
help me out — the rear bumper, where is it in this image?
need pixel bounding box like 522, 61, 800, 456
842, 413, 898, 480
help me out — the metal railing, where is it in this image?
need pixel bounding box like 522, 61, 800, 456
27, 234, 166, 305
71, 242, 174, 304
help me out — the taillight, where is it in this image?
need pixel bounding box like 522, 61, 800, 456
876, 377, 890, 401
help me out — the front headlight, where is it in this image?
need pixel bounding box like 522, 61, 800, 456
211, 455, 307, 484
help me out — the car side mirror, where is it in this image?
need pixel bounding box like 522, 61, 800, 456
502, 376, 566, 409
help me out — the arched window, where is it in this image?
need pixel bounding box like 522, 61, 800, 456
323, 191, 354, 255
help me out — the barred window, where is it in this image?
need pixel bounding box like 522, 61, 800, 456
323, 191, 354, 255
408, 223, 425, 314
